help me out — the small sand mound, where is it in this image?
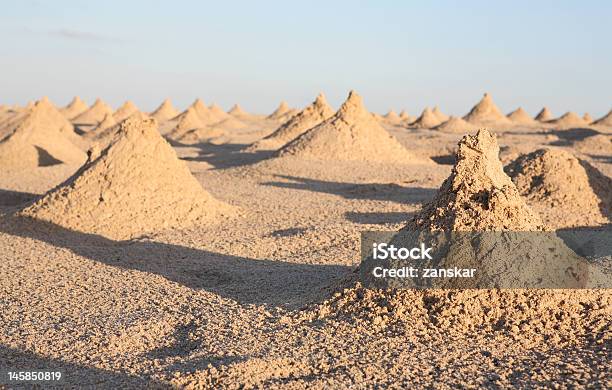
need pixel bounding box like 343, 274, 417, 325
398, 110, 415, 123
411, 107, 442, 128
550, 112, 589, 128
247, 93, 334, 151
573, 134, 612, 155
277, 91, 428, 163
583, 113, 593, 124
383, 110, 401, 124
93, 113, 117, 132
267, 101, 295, 121
506, 148, 611, 228
0, 98, 86, 168
535, 107, 553, 122
113, 100, 138, 122
410, 129, 544, 231
229, 104, 248, 117
167, 107, 205, 140
59, 96, 88, 119
507, 107, 537, 125
592, 109, 612, 126
463, 93, 512, 125
432, 106, 449, 122
19, 118, 233, 239
150, 99, 179, 122
432, 116, 477, 133
209, 103, 231, 122
189, 99, 220, 125
72, 98, 114, 125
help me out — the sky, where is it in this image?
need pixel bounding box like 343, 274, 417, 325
0, 0, 611, 117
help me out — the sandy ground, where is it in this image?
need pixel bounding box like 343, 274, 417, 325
0, 121, 610, 388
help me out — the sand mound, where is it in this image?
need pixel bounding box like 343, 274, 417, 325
411, 107, 442, 128
209, 103, 231, 122
93, 113, 117, 132
166, 107, 205, 141
432, 106, 449, 122
188, 98, 220, 125
0, 98, 86, 168
19, 118, 233, 239
229, 104, 248, 117
550, 112, 589, 128
398, 110, 415, 123
507, 107, 537, 125
573, 134, 612, 155
247, 93, 334, 151
72, 98, 114, 125
463, 93, 511, 125
59, 96, 88, 119
383, 110, 401, 124
267, 101, 295, 121
150, 99, 179, 122
506, 148, 611, 228
277, 91, 428, 163
432, 116, 477, 133
592, 109, 612, 126
583, 113, 593, 124
113, 100, 138, 123
173, 127, 225, 145
535, 107, 553, 122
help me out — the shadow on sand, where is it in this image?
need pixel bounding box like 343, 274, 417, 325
170, 141, 274, 169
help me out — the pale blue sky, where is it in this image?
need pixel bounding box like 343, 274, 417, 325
1, 0, 610, 117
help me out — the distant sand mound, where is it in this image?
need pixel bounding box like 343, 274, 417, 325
535, 107, 553, 122
507, 107, 537, 125
433, 116, 477, 133
550, 112, 588, 128
113, 100, 138, 123
583, 113, 593, 124
432, 106, 449, 122
0, 98, 86, 168
506, 148, 611, 228
167, 107, 204, 140
247, 93, 334, 151
59, 96, 88, 120
73, 98, 114, 125
93, 113, 117, 132
411, 107, 442, 128
267, 101, 296, 122
19, 118, 233, 239
188, 98, 220, 125
398, 110, 415, 123
173, 127, 225, 145
592, 109, 612, 126
463, 93, 511, 126
277, 91, 429, 163
209, 103, 231, 122
150, 99, 179, 122
383, 110, 401, 124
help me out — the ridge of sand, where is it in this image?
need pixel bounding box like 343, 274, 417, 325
549, 112, 588, 128
59, 96, 88, 119
507, 107, 537, 125
150, 99, 179, 122
432, 106, 449, 122
535, 107, 553, 122
19, 117, 233, 239
411, 107, 443, 128
113, 100, 138, 123
277, 91, 429, 163
592, 110, 612, 126
411, 129, 544, 231
506, 148, 611, 228
0, 98, 86, 168
433, 116, 477, 133
167, 107, 205, 140
247, 93, 334, 151
463, 93, 512, 125
72, 98, 114, 125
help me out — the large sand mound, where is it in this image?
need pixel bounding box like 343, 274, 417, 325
463, 93, 512, 126
433, 116, 477, 133
535, 107, 553, 122
19, 118, 233, 239
592, 109, 612, 126
507, 107, 537, 125
550, 112, 589, 128
277, 91, 428, 163
150, 99, 179, 122
59, 96, 88, 120
113, 100, 139, 123
72, 98, 114, 125
0, 97, 86, 168
411, 107, 442, 128
247, 93, 334, 151
506, 148, 611, 228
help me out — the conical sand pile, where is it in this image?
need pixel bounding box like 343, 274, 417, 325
93, 113, 117, 133
209, 103, 231, 122
0, 98, 86, 168
277, 91, 428, 163
167, 107, 204, 140
535, 107, 553, 122
113, 100, 138, 122
411, 107, 442, 128
19, 118, 233, 239
432, 106, 449, 122
247, 93, 334, 151
463, 93, 511, 125
411, 129, 544, 231
433, 116, 477, 133
383, 110, 401, 124
72, 98, 114, 125
550, 112, 588, 128
228, 104, 251, 119
150, 99, 179, 122
507, 107, 537, 125
506, 148, 611, 228
189, 98, 220, 125
59, 96, 88, 119
399, 110, 415, 123
583, 113, 593, 124
592, 109, 612, 126
267, 101, 295, 122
